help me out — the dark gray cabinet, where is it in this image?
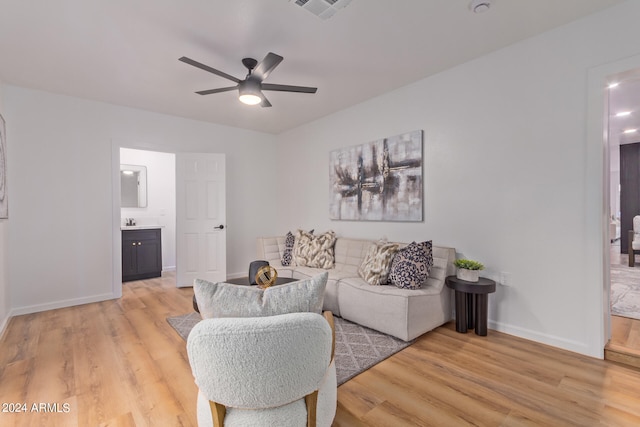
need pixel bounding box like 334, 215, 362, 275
122, 228, 162, 282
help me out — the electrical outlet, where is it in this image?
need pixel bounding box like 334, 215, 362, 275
500, 272, 511, 287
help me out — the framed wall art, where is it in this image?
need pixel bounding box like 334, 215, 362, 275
330, 130, 423, 222
0, 114, 6, 219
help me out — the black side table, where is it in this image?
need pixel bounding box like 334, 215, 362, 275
445, 276, 496, 336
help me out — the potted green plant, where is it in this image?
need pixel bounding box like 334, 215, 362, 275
454, 259, 484, 282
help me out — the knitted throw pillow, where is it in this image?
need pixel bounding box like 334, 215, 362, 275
358, 240, 399, 285
293, 230, 336, 269
388, 241, 434, 290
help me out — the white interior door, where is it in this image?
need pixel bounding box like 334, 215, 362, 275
176, 153, 226, 287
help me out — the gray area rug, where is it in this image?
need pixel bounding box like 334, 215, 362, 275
167, 312, 412, 385
610, 263, 640, 320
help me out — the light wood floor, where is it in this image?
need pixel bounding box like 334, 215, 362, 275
607, 241, 640, 368
1, 274, 640, 426
607, 315, 640, 369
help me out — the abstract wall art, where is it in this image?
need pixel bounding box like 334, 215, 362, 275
330, 130, 423, 221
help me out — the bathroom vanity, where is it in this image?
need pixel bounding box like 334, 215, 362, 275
122, 227, 162, 282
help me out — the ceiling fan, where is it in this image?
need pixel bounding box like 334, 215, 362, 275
179, 52, 317, 107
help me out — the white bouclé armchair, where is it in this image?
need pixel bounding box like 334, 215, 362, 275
187, 312, 337, 427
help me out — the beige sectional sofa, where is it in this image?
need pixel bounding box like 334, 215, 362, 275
256, 235, 456, 341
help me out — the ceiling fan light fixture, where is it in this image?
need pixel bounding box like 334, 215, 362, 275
180, 52, 317, 107
239, 93, 262, 105
238, 79, 262, 105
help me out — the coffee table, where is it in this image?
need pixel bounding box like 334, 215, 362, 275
192, 276, 298, 313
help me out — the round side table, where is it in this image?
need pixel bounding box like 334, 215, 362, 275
445, 276, 496, 336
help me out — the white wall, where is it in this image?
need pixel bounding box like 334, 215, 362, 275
4, 86, 277, 314
4, 1, 639, 357
120, 148, 176, 271
0, 82, 9, 337
275, 1, 640, 357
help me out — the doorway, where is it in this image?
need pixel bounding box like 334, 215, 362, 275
606, 76, 640, 362
112, 147, 177, 294
584, 53, 640, 359
604, 68, 640, 366
112, 146, 228, 296
120, 148, 177, 275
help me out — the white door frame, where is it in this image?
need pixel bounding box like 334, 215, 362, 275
111, 142, 179, 295
111, 142, 123, 298
587, 53, 640, 357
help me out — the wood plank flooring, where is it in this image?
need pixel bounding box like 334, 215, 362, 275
607, 315, 640, 369
0, 273, 196, 427
1, 274, 640, 426
607, 242, 640, 369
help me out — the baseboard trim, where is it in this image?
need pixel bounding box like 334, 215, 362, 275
10, 293, 118, 317
227, 271, 245, 280
489, 319, 594, 358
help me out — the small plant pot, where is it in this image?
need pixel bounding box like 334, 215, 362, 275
457, 268, 479, 282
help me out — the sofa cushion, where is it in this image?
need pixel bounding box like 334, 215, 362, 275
338, 275, 448, 341
293, 230, 337, 269
281, 231, 295, 266
291, 267, 361, 317
358, 240, 399, 286
388, 241, 433, 290
333, 238, 373, 274
194, 272, 328, 319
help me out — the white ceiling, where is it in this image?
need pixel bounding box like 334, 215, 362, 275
608, 75, 640, 174
0, 0, 625, 134
609, 79, 640, 147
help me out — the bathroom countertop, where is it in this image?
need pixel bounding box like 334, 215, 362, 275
121, 225, 164, 230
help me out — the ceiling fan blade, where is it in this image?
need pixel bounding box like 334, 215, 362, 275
260, 93, 272, 108
252, 52, 284, 81
262, 83, 317, 94
179, 56, 241, 83
195, 86, 238, 95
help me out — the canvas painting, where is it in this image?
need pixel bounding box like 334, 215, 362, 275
330, 130, 423, 221
0, 114, 6, 219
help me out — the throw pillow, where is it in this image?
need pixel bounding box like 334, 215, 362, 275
293, 230, 337, 269
388, 241, 434, 290
281, 231, 295, 266
358, 240, 399, 285
194, 271, 328, 319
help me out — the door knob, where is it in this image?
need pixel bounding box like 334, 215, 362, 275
214, 225, 225, 230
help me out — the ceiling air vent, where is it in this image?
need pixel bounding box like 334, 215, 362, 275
292, 0, 353, 20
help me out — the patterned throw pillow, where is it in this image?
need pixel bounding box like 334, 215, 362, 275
281, 231, 295, 266
388, 240, 434, 290
293, 229, 337, 269
358, 240, 399, 285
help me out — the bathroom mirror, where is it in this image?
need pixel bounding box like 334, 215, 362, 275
120, 164, 148, 208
